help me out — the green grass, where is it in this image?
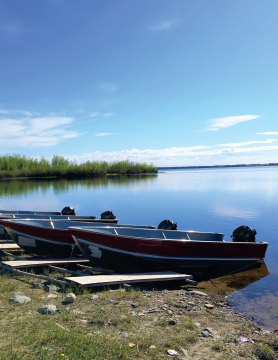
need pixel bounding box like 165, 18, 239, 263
0, 155, 157, 179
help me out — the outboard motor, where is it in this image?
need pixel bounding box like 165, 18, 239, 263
157, 220, 177, 230
100, 210, 116, 219
61, 206, 76, 216
231, 225, 257, 243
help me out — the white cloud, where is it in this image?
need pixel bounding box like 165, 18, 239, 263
0, 109, 33, 116
76, 108, 84, 114
0, 112, 83, 150
218, 139, 277, 147
89, 112, 113, 118
66, 143, 278, 167
90, 112, 100, 117
256, 132, 278, 135
94, 133, 115, 137
99, 83, 118, 92
149, 20, 174, 31
207, 115, 260, 131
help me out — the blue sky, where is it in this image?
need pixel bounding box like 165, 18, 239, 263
0, 0, 278, 166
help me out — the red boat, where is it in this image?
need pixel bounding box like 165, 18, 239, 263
68, 226, 269, 273
0, 219, 154, 258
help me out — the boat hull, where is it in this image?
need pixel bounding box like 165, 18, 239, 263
0, 220, 154, 258
69, 228, 269, 273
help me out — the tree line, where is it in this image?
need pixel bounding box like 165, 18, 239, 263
0, 155, 157, 179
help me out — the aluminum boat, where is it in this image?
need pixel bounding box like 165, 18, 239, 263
68, 226, 269, 273
0, 219, 155, 258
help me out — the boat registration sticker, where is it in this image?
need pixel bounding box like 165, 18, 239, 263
18, 236, 36, 247
89, 245, 102, 258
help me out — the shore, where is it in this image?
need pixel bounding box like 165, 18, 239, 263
0, 258, 277, 359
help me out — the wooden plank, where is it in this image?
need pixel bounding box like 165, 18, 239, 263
2, 258, 89, 268
66, 271, 193, 287
0, 244, 20, 250
0, 263, 67, 285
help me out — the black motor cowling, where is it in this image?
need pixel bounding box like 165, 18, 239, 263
157, 219, 177, 230
231, 225, 257, 242
101, 210, 116, 219
61, 206, 76, 216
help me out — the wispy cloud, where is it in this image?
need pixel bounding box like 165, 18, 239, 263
99, 83, 118, 92
218, 139, 277, 147
94, 133, 115, 137
256, 132, 278, 135
149, 20, 174, 31
206, 115, 260, 131
0, 110, 83, 150
89, 112, 113, 118
90, 112, 100, 117
75, 108, 84, 114
0, 109, 33, 116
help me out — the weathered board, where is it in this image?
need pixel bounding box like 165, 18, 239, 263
0, 244, 20, 250
2, 258, 89, 268
66, 271, 193, 287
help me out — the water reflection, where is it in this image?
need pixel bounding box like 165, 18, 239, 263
0, 174, 157, 198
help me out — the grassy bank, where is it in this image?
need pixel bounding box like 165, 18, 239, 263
0, 155, 157, 179
0, 257, 277, 360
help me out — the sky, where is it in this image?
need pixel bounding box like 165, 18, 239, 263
0, 0, 278, 167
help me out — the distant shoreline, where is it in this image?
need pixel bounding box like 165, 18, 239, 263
157, 163, 278, 170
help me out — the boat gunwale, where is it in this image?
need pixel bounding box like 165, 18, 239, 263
68, 226, 269, 245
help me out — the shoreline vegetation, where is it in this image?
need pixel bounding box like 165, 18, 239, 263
0, 155, 157, 180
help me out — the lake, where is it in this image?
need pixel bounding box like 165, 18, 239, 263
0, 167, 277, 330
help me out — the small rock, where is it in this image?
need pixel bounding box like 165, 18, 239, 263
108, 300, 119, 305
80, 319, 88, 324
32, 283, 44, 289
168, 320, 177, 325
189, 290, 208, 297
100, 308, 104, 311
121, 332, 129, 338
64, 293, 76, 303
9, 295, 31, 304
123, 284, 132, 290
205, 304, 214, 309
201, 330, 210, 337
38, 305, 56, 315
203, 327, 213, 334
194, 322, 201, 328
47, 294, 57, 298
130, 302, 139, 308
168, 310, 173, 315
56, 309, 63, 314
13, 292, 23, 296
45, 285, 57, 292
86, 333, 93, 337
188, 302, 195, 306
90, 294, 99, 300
129, 311, 136, 316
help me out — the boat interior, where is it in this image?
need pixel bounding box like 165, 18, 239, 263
0, 210, 61, 215
70, 227, 225, 241
3, 219, 155, 230
0, 215, 96, 220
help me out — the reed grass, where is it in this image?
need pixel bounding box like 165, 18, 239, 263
0, 155, 157, 179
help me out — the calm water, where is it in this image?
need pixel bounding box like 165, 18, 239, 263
0, 167, 277, 329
